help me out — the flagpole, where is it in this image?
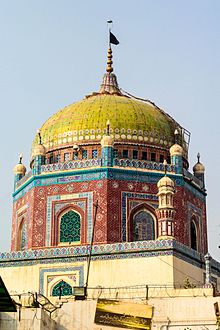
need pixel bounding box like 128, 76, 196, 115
107, 20, 113, 48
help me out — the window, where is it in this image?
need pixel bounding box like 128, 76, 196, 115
73, 153, 78, 160
92, 149, 98, 158
52, 280, 73, 297
55, 154, 61, 163
49, 155, 54, 164
159, 155, 164, 163
64, 153, 70, 161
133, 150, 138, 159
113, 149, 118, 158
151, 153, 156, 162
60, 210, 81, 243
167, 156, 171, 164
122, 150, 128, 158
20, 220, 28, 250
133, 210, 155, 241
82, 150, 88, 159
142, 152, 147, 160
190, 220, 197, 251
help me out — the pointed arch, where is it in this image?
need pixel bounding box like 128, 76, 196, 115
51, 204, 85, 246
59, 210, 81, 243
18, 218, 28, 251
128, 203, 157, 242
190, 218, 198, 251
51, 280, 73, 297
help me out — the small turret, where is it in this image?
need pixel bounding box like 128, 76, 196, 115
193, 153, 205, 188
13, 154, 26, 189
170, 129, 183, 174
156, 160, 176, 239
32, 130, 46, 175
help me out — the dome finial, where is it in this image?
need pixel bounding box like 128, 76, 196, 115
197, 152, 200, 163
106, 120, 110, 135
19, 153, 23, 164
37, 129, 42, 145
106, 20, 119, 74
99, 22, 121, 95
174, 128, 179, 144
106, 47, 113, 73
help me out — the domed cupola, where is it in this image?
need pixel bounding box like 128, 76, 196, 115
193, 153, 205, 188
31, 130, 46, 174
13, 154, 26, 176
31, 46, 189, 168
13, 154, 26, 188
32, 130, 46, 158
193, 153, 205, 174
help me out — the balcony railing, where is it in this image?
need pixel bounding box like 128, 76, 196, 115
15, 159, 204, 192
183, 168, 204, 189
15, 170, 32, 189
114, 158, 176, 172
41, 158, 102, 173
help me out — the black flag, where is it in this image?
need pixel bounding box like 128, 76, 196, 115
110, 32, 119, 45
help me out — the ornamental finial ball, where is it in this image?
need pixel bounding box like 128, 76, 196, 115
193, 153, 205, 173
170, 143, 183, 157
13, 155, 26, 175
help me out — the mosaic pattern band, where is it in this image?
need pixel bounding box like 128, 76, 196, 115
0, 239, 217, 270
41, 158, 102, 174
13, 167, 185, 201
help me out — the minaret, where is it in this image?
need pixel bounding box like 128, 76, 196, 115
32, 130, 46, 175
170, 129, 183, 174
156, 160, 176, 239
193, 153, 205, 188
101, 120, 114, 167
13, 154, 26, 190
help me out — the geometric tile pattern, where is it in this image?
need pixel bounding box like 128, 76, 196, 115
39, 266, 84, 294
46, 192, 93, 246
60, 211, 81, 243
121, 192, 158, 241
52, 280, 72, 296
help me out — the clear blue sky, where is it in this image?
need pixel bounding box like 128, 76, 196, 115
0, 0, 220, 260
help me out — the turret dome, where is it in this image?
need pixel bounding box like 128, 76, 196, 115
157, 175, 175, 189
193, 162, 205, 173
170, 143, 183, 156
13, 155, 26, 175
32, 144, 46, 157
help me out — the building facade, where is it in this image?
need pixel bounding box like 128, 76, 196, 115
0, 46, 220, 318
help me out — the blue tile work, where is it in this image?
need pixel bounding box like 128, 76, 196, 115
1, 239, 218, 273
54, 201, 86, 214
46, 192, 93, 246
39, 266, 84, 294
114, 158, 176, 173
41, 159, 102, 173
13, 166, 205, 204
121, 192, 158, 241
102, 147, 113, 167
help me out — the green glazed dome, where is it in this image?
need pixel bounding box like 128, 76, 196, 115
33, 93, 181, 151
